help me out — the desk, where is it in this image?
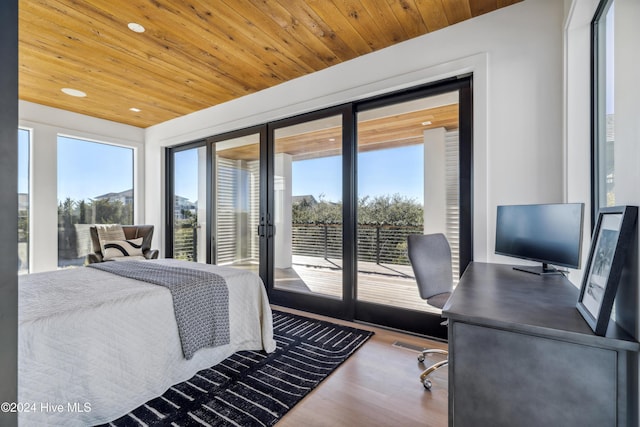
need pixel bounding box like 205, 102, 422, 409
443, 262, 639, 427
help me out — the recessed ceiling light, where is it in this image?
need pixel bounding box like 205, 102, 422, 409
129, 107, 141, 112
128, 22, 145, 33
61, 88, 87, 97
329, 138, 336, 142
421, 121, 432, 126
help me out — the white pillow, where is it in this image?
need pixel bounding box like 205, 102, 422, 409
102, 238, 144, 260
96, 224, 126, 255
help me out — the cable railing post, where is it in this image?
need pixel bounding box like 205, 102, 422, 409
324, 224, 328, 260
376, 225, 381, 265
192, 224, 198, 262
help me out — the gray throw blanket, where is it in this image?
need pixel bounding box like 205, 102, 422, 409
89, 260, 230, 359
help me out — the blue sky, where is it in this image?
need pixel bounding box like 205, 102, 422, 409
51, 135, 424, 206
293, 144, 424, 203
606, 2, 614, 114
171, 144, 424, 204
174, 149, 200, 202
57, 136, 133, 202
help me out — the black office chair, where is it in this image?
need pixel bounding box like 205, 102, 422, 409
407, 233, 452, 390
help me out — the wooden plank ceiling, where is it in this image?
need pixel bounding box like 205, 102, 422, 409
217, 103, 459, 161
19, 0, 521, 129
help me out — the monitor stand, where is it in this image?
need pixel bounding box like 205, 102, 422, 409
513, 263, 564, 276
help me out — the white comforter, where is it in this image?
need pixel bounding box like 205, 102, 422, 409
18, 259, 276, 426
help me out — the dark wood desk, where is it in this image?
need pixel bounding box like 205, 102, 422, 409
443, 262, 639, 427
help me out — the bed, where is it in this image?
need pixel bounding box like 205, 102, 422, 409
18, 258, 276, 426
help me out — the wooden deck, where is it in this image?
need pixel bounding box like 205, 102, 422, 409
275, 255, 440, 313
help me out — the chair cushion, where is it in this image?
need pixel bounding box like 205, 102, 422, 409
102, 238, 144, 260
427, 292, 452, 310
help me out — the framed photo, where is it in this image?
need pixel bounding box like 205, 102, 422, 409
577, 206, 637, 335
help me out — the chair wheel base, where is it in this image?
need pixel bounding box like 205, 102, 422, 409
419, 358, 448, 390
418, 354, 425, 363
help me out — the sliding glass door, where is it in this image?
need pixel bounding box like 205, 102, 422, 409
356, 91, 461, 312
353, 83, 472, 335
166, 77, 472, 336
267, 108, 351, 316
211, 130, 262, 273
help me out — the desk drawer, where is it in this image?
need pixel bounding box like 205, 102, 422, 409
450, 322, 617, 427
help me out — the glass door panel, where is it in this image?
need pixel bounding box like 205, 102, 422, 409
173, 146, 207, 263
273, 115, 343, 300
213, 134, 261, 273
356, 91, 460, 313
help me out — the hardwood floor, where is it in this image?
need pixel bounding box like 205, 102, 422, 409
273, 306, 449, 427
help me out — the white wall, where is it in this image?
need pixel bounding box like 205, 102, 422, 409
146, 0, 565, 261
565, 0, 640, 416
564, 0, 600, 285
19, 101, 145, 272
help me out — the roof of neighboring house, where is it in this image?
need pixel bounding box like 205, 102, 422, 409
293, 195, 318, 205
94, 189, 133, 200
175, 195, 196, 206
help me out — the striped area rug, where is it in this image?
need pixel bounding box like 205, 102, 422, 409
100, 310, 373, 426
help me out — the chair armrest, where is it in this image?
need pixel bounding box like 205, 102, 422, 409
85, 253, 103, 264
144, 249, 159, 260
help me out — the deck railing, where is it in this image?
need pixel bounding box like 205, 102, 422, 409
174, 222, 423, 266
174, 225, 197, 261
292, 223, 423, 265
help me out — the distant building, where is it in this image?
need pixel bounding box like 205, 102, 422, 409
18, 193, 28, 212
605, 114, 615, 197
175, 195, 197, 220
94, 189, 133, 205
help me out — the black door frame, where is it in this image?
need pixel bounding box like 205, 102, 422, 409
352, 76, 473, 336
266, 104, 354, 320
165, 139, 210, 262
165, 75, 473, 338
265, 76, 473, 337
207, 125, 267, 274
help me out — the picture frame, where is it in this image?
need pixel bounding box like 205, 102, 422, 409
577, 205, 638, 335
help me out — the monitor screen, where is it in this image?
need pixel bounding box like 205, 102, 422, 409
495, 203, 584, 273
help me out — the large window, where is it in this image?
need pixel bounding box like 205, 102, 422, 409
18, 128, 30, 274
593, 0, 615, 219
57, 136, 134, 268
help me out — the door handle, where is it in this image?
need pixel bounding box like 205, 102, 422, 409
257, 216, 266, 237
267, 213, 275, 237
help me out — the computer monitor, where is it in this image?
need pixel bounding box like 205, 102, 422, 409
495, 203, 584, 275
